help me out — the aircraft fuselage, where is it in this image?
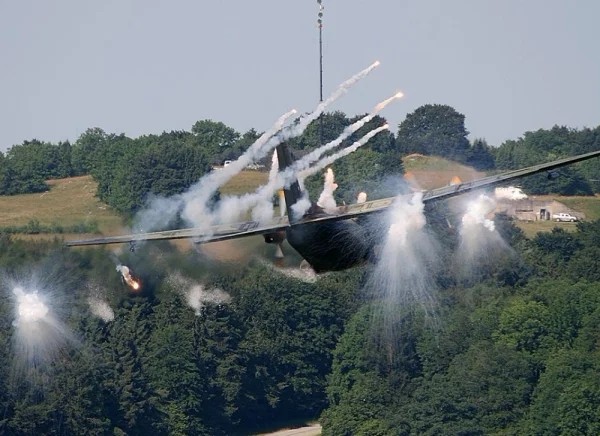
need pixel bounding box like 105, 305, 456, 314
285, 218, 374, 273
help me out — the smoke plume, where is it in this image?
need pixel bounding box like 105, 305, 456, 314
367, 192, 439, 337
87, 297, 115, 322
167, 274, 231, 315
317, 168, 338, 212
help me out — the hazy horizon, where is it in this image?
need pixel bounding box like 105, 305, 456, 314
1, 0, 599, 152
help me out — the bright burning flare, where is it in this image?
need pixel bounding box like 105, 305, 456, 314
13, 287, 49, 324
116, 265, 141, 292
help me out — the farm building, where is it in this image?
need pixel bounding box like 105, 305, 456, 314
495, 198, 584, 221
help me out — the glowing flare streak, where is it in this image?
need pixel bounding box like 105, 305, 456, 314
287, 90, 402, 178
301, 124, 389, 179
117, 265, 141, 291
211, 66, 388, 223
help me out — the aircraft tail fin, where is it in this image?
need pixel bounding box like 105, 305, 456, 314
275, 143, 305, 223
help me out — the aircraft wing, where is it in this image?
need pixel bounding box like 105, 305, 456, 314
421, 149, 600, 203
66, 150, 600, 247
66, 215, 290, 247
296, 149, 600, 225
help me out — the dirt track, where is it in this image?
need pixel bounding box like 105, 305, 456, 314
258, 423, 321, 436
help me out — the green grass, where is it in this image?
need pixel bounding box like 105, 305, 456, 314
219, 170, 269, 196
556, 196, 600, 221
514, 195, 600, 238
402, 154, 486, 189
0, 176, 123, 236
0, 171, 270, 239
515, 220, 580, 239
3, 168, 597, 242
403, 154, 471, 171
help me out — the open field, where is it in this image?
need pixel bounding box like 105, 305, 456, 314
513, 194, 600, 238
403, 154, 486, 189
514, 220, 580, 239
219, 170, 269, 196
0, 176, 123, 233
2, 162, 599, 242
0, 171, 270, 239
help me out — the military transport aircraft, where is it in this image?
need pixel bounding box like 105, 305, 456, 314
67, 145, 600, 273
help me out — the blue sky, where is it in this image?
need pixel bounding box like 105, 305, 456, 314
1, 0, 599, 151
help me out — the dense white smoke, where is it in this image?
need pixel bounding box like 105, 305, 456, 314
258, 259, 318, 283
87, 297, 115, 322
181, 61, 381, 228
10, 284, 74, 367
185, 286, 230, 316
317, 168, 338, 212
456, 194, 511, 281
367, 192, 439, 330
167, 274, 231, 316
461, 194, 496, 232
495, 186, 527, 200
356, 192, 367, 204
132, 62, 383, 234
285, 194, 308, 220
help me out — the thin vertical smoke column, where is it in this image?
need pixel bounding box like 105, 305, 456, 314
317, 0, 324, 145
367, 193, 440, 338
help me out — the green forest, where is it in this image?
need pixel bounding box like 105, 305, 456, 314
2, 105, 600, 212
1, 105, 600, 434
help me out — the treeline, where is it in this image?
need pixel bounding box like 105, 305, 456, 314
1, 215, 599, 433
494, 125, 600, 195
321, 219, 600, 434
0, 237, 363, 434
2, 106, 599, 213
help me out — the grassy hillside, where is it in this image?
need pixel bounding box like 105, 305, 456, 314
514, 194, 600, 238
0, 171, 270, 238
2, 161, 598, 241
402, 154, 486, 189
0, 176, 123, 234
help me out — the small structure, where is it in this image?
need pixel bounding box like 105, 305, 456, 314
495, 198, 584, 222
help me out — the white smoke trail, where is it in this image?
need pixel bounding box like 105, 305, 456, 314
292, 91, 402, 172
251, 150, 280, 223
128, 109, 297, 234
180, 109, 296, 228
213, 150, 281, 225
281, 124, 389, 218
133, 195, 185, 235
132, 62, 382, 232
357, 192, 367, 204
219, 122, 390, 223
317, 168, 338, 212
211, 118, 391, 224
280, 60, 381, 144
182, 61, 381, 227
213, 150, 279, 223
301, 124, 389, 180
